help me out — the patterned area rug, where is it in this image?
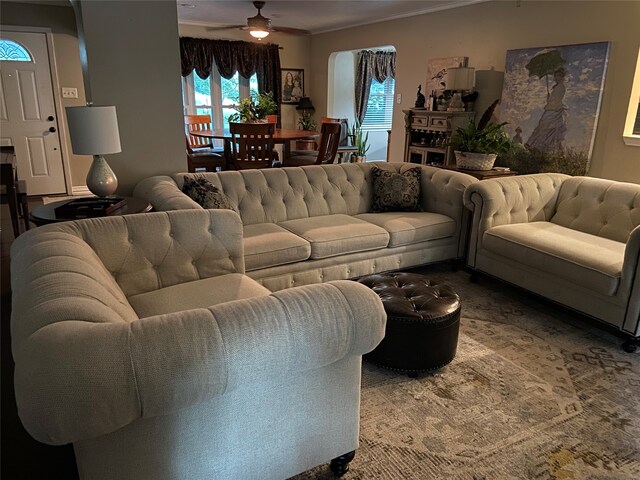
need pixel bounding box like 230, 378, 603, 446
292, 266, 640, 480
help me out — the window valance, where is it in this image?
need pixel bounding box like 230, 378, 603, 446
179, 37, 281, 106
355, 50, 397, 124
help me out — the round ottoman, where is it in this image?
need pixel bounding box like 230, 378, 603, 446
358, 272, 461, 376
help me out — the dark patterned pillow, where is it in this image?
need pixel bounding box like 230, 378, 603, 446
371, 166, 422, 212
182, 175, 232, 210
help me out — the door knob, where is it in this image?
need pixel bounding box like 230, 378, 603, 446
49, 127, 57, 133
47, 116, 55, 121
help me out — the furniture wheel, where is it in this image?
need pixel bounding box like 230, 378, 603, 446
330, 450, 355, 478
622, 337, 639, 353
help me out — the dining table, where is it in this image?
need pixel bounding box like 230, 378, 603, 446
190, 128, 320, 169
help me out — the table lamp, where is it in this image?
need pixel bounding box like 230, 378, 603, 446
66, 105, 121, 197
447, 67, 475, 112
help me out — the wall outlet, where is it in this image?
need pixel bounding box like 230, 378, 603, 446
396, 93, 402, 104
62, 87, 78, 99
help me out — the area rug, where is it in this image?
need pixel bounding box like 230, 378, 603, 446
292, 266, 640, 479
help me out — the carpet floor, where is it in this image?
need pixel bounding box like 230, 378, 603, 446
292, 266, 640, 480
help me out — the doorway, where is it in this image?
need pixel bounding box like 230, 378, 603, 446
0, 31, 66, 195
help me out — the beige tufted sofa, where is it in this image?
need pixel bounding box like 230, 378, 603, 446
133, 162, 478, 291
10, 209, 387, 479
464, 174, 640, 347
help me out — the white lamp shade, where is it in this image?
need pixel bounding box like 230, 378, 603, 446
66, 106, 121, 155
447, 67, 475, 90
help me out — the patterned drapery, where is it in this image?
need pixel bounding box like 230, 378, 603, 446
180, 37, 282, 115
355, 50, 396, 124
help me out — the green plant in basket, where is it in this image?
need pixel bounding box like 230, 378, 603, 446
449, 100, 518, 156
448, 100, 521, 170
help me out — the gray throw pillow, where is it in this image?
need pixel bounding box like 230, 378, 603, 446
182, 175, 233, 210
371, 166, 422, 212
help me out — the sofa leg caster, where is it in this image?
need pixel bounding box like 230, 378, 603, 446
330, 450, 355, 477
470, 272, 479, 283
622, 337, 639, 353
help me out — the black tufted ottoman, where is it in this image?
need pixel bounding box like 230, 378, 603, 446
358, 272, 461, 377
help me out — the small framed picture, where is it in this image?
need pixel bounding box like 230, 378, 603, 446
281, 68, 304, 104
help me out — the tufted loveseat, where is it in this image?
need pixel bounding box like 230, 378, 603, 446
464, 174, 640, 348
133, 162, 478, 292
10, 209, 387, 479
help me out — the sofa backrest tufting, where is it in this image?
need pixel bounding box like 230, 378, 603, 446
11, 210, 245, 301
167, 162, 472, 227
551, 176, 640, 243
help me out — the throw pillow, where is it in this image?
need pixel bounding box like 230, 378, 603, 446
371, 166, 422, 212
182, 175, 233, 210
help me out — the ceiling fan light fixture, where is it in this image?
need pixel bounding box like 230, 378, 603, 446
249, 29, 270, 39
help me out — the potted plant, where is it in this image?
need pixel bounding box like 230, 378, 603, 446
349, 119, 369, 162
448, 100, 519, 170
229, 92, 277, 123
297, 111, 316, 131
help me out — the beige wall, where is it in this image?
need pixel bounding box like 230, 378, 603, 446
0, 1, 91, 188
78, 0, 185, 195
310, 0, 640, 184
179, 24, 312, 130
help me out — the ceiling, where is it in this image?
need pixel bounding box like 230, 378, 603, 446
177, 0, 486, 35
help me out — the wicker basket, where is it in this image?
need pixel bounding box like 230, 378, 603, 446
454, 151, 497, 171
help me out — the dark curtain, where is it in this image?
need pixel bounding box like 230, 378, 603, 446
180, 37, 282, 118
355, 50, 396, 124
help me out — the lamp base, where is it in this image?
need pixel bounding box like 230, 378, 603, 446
447, 92, 466, 112
86, 155, 118, 197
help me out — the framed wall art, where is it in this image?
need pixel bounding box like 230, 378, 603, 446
499, 42, 610, 175
281, 68, 304, 104
425, 56, 468, 98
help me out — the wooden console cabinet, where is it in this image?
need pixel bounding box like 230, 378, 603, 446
403, 109, 475, 166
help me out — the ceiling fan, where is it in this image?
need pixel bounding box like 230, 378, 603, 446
206, 1, 310, 39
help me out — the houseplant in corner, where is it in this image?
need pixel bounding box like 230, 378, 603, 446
349, 119, 370, 162
449, 100, 519, 170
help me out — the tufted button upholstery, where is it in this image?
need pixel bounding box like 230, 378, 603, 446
358, 272, 460, 374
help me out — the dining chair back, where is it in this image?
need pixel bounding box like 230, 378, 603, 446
283, 121, 341, 167
184, 114, 225, 172
184, 114, 215, 150
315, 121, 342, 164
1, 146, 30, 237
229, 122, 276, 170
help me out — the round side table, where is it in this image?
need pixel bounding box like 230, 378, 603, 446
30, 196, 152, 226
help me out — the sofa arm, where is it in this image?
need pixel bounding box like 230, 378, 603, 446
133, 175, 202, 211
463, 173, 569, 267
417, 166, 478, 258
13, 281, 386, 445
622, 225, 640, 335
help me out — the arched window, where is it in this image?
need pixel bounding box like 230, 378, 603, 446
0, 39, 32, 62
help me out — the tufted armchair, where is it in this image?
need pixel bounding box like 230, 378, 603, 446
10, 209, 387, 479
464, 174, 640, 350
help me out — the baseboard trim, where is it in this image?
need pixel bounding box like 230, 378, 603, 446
71, 186, 92, 196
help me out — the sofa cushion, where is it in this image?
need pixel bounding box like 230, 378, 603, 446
182, 175, 232, 210
483, 222, 625, 296
243, 223, 311, 271
371, 166, 421, 212
355, 212, 456, 247
278, 214, 389, 259
128, 273, 270, 317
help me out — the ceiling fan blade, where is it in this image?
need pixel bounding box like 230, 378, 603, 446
205, 25, 245, 32
272, 26, 311, 36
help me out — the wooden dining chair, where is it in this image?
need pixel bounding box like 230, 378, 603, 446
283, 121, 342, 167
184, 114, 225, 172
1, 146, 30, 237
229, 122, 277, 170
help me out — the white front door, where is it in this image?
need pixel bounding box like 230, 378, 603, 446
0, 31, 66, 195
